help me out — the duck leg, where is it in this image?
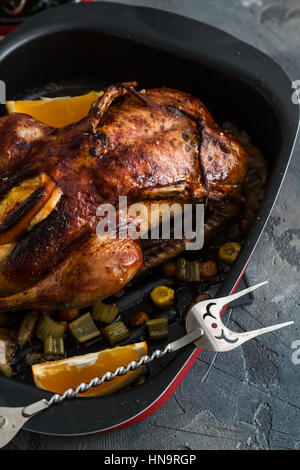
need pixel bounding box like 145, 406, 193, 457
0, 113, 53, 177
0, 236, 142, 313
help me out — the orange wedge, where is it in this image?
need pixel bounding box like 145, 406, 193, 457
6, 91, 104, 128
32, 341, 147, 397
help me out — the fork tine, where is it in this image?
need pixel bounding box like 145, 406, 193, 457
236, 320, 294, 343
219, 321, 295, 352
215, 281, 268, 308
208, 320, 295, 352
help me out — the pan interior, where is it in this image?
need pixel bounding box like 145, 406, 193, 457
0, 28, 281, 385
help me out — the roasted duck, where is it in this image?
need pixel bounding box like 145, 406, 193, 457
0, 82, 248, 313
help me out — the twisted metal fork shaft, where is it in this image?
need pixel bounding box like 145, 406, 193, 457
47, 344, 172, 406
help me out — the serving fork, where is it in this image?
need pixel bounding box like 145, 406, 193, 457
0, 280, 293, 447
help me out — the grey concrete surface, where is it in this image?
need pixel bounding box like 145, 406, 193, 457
4, 0, 300, 450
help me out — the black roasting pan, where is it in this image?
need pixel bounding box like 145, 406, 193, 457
0, 2, 298, 436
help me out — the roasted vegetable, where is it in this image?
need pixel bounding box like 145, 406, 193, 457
129, 312, 149, 328
92, 301, 120, 324
69, 312, 101, 343
58, 308, 80, 322
44, 336, 65, 355
0, 330, 16, 362
0, 363, 13, 378
36, 315, 66, 341
102, 321, 130, 345
162, 260, 177, 278
150, 285, 175, 308
176, 258, 201, 282
146, 318, 168, 340
25, 352, 62, 366
218, 242, 241, 264
58, 320, 67, 329
189, 261, 201, 282
18, 311, 39, 347
176, 258, 187, 281
199, 261, 218, 279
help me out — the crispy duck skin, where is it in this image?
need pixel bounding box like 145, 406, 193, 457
0, 83, 248, 312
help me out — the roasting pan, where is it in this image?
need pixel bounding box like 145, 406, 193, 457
0, 2, 298, 436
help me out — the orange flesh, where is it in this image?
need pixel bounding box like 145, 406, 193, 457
0, 176, 56, 244
32, 342, 147, 397
7, 92, 104, 128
